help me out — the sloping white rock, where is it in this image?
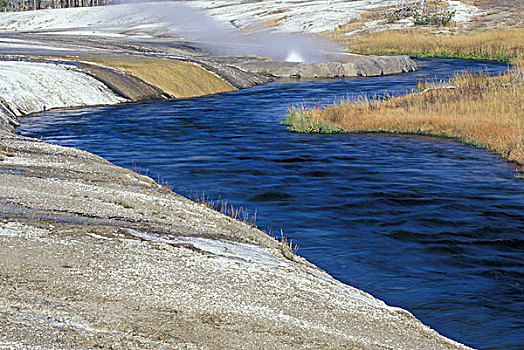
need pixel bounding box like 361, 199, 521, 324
0, 61, 125, 117
184, 0, 481, 33
0, 1, 481, 36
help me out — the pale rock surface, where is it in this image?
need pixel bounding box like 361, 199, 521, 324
0, 133, 474, 349
185, 0, 481, 33
0, 61, 125, 117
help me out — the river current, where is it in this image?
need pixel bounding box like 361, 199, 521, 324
20, 59, 523, 349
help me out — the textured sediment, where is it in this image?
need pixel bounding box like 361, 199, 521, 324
0, 133, 473, 349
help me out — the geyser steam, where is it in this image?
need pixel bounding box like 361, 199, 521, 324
285, 50, 305, 63
103, 1, 343, 63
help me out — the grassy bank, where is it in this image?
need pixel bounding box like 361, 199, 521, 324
73, 55, 236, 98
345, 28, 524, 65
283, 70, 524, 167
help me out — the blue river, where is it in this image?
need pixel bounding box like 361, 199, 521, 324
20, 59, 523, 349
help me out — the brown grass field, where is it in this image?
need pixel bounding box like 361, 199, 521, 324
283, 70, 524, 168
328, 0, 524, 65
346, 28, 524, 65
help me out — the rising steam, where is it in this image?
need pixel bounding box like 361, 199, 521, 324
102, 1, 343, 63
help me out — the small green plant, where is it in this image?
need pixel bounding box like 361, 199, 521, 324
386, 13, 402, 23
282, 106, 345, 133
278, 229, 299, 261
413, 10, 455, 26
114, 199, 133, 209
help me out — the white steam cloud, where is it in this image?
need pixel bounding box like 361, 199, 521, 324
112, 1, 343, 63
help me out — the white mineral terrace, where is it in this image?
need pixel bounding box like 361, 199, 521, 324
0, 61, 125, 117
0, 1, 480, 36
185, 0, 481, 33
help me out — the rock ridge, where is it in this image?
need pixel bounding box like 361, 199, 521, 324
227, 55, 417, 78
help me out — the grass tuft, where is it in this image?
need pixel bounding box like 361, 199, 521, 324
282, 107, 345, 133
284, 70, 524, 169
278, 229, 299, 262
191, 192, 301, 261
114, 199, 133, 209
190, 192, 258, 228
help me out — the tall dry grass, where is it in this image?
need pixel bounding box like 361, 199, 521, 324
283, 70, 524, 167
346, 28, 524, 65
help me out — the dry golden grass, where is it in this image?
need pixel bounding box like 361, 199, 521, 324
283, 71, 524, 167
346, 28, 524, 64
72, 55, 236, 98
262, 15, 290, 26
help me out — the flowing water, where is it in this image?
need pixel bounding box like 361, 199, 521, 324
20, 59, 523, 349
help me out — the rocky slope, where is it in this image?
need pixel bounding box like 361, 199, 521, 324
0, 132, 474, 350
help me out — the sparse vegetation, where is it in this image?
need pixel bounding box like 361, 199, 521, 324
278, 229, 299, 262
132, 170, 300, 260
191, 191, 301, 261
347, 28, 524, 64
114, 199, 133, 209
383, 0, 456, 26
283, 70, 524, 168
190, 191, 257, 227
413, 9, 455, 26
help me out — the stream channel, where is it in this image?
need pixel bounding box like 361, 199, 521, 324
20, 58, 523, 349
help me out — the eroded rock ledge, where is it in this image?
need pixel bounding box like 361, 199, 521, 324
218, 54, 417, 79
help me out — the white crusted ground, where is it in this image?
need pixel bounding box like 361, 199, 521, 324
185, 0, 481, 33
0, 1, 481, 36
0, 61, 125, 117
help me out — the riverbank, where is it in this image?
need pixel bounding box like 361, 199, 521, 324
0, 131, 475, 349
345, 28, 524, 65
283, 69, 524, 171
329, 1, 523, 65
0, 1, 418, 128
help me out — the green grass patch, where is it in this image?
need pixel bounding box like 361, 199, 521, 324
114, 199, 133, 209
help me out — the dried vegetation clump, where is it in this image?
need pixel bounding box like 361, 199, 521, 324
383, 0, 455, 25
283, 70, 524, 167
190, 191, 301, 261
